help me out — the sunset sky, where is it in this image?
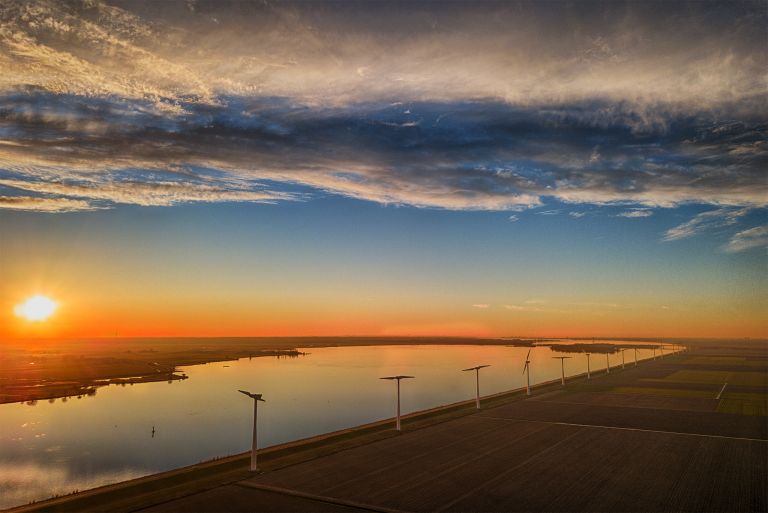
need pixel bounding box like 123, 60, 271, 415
0, 0, 766, 339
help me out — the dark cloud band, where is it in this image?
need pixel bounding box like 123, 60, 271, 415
1, 92, 766, 212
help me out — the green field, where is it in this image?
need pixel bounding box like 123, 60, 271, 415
681, 356, 768, 368
648, 369, 768, 387
717, 392, 768, 416
612, 386, 715, 399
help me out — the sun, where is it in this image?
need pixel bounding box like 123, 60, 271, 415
14, 295, 58, 322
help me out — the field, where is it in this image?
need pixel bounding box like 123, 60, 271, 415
9, 339, 767, 513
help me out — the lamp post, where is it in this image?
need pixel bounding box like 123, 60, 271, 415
585, 353, 591, 379
462, 365, 490, 409
380, 375, 414, 431
238, 390, 265, 471
552, 356, 572, 386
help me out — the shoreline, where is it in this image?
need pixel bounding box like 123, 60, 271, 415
0, 337, 718, 406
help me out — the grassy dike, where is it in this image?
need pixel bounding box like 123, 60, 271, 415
7, 355, 672, 513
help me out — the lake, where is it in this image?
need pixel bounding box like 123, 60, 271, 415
0, 342, 663, 508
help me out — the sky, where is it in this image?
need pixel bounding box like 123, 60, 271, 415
0, 0, 766, 339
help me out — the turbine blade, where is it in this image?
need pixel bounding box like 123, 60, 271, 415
526, 348, 532, 360
522, 362, 529, 374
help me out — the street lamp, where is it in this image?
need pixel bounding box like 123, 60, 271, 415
552, 356, 572, 386
585, 352, 591, 379
462, 365, 490, 409
380, 375, 414, 431
238, 390, 265, 471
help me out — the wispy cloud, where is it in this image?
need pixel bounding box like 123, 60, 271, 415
569, 211, 586, 218
0, 195, 94, 212
618, 208, 653, 218
508, 215, 519, 222
723, 225, 768, 253
570, 302, 623, 310
0, 1, 765, 216
663, 208, 750, 241
472, 304, 490, 309
504, 304, 545, 312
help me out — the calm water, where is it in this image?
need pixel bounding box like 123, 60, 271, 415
0, 343, 664, 508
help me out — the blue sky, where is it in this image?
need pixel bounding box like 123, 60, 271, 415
0, 0, 765, 338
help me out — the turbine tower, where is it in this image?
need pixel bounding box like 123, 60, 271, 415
585, 352, 592, 379
605, 353, 611, 374
620, 349, 626, 369
552, 356, 572, 386
238, 390, 265, 472
462, 365, 490, 409
522, 349, 532, 396
380, 375, 414, 431
634, 347, 638, 366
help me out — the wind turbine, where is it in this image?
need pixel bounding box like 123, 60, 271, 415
552, 356, 572, 386
380, 375, 414, 431
238, 390, 265, 472
634, 347, 638, 366
462, 365, 490, 409
522, 349, 532, 396
585, 352, 592, 379
620, 349, 626, 369
605, 353, 611, 374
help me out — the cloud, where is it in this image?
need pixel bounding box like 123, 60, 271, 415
618, 208, 653, 218
663, 208, 750, 241
3, 94, 763, 213
504, 304, 545, 312
723, 225, 768, 253
2, 1, 765, 109
0, 0, 765, 215
0, 195, 94, 212
569, 211, 586, 218
571, 302, 622, 309
471, 304, 490, 309
508, 215, 519, 222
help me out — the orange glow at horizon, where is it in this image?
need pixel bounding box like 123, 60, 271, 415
2, 290, 765, 340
